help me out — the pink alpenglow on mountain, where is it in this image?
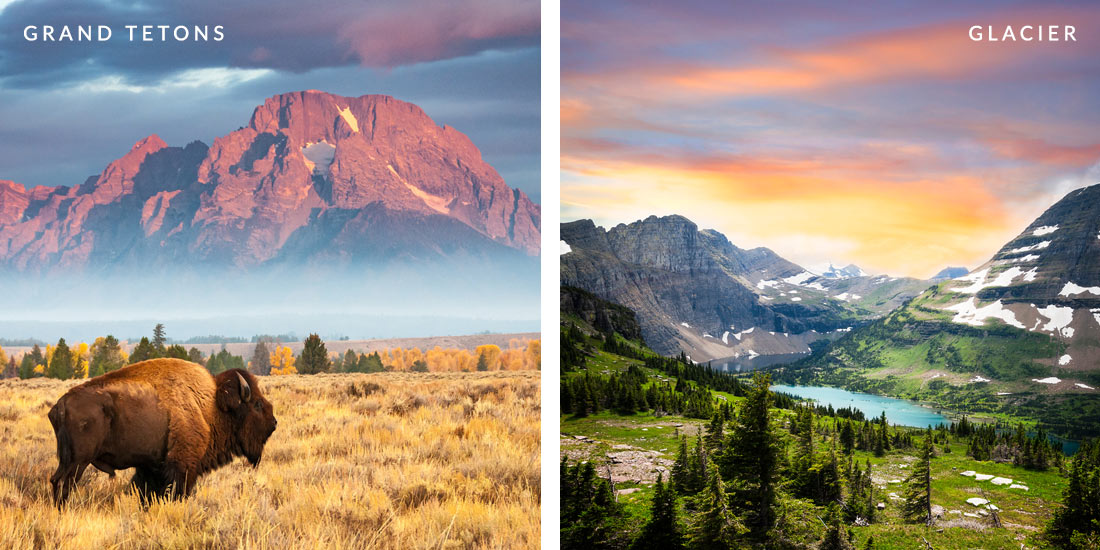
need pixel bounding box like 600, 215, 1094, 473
0, 91, 540, 273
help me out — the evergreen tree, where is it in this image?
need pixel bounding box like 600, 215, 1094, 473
410, 359, 429, 372
297, 333, 331, 374
48, 338, 74, 379
1045, 439, 1100, 548
704, 412, 724, 453
90, 335, 125, 377
689, 466, 744, 549
840, 419, 855, 455
902, 428, 934, 525
342, 349, 358, 373
129, 337, 156, 364
631, 473, 683, 550
476, 353, 489, 371
250, 340, 272, 375
561, 457, 627, 550
166, 344, 189, 360
718, 372, 779, 538
18, 349, 38, 379
188, 347, 205, 366
359, 351, 385, 373
820, 503, 854, 550
152, 323, 167, 355
2, 356, 15, 379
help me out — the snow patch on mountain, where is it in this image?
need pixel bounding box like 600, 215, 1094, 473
560, 241, 572, 255
1060, 282, 1100, 297
1033, 377, 1061, 384
1007, 241, 1051, 254
337, 105, 360, 132
953, 267, 1024, 294
1060, 354, 1073, 366
1036, 305, 1075, 337
1033, 225, 1059, 236
757, 279, 779, 290
782, 272, 815, 286
947, 298, 1024, 328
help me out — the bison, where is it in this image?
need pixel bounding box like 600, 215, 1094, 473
47, 358, 277, 506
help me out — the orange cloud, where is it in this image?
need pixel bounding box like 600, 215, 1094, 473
562, 152, 1020, 276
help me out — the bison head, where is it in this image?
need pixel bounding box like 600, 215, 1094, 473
215, 369, 277, 466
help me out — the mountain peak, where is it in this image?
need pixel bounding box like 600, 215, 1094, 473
132, 134, 167, 153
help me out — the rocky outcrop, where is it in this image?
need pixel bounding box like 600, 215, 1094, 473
0, 91, 539, 273
560, 215, 925, 360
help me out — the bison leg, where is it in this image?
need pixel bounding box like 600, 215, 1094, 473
131, 466, 169, 505
164, 463, 199, 499
49, 462, 87, 507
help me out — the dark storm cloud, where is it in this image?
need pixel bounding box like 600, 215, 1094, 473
0, 0, 539, 88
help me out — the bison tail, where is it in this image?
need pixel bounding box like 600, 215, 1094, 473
48, 400, 74, 467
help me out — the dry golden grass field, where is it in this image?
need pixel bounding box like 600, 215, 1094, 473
0, 371, 541, 550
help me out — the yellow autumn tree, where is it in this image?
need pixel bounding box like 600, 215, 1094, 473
269, 345, 297, 375
0, 345, 7, 369
475, 344, 502, 371
524, 340, 541, 370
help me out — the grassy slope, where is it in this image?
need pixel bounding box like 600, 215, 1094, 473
774, 286, 1100, 438
560, 323, 1067, 549
1, 371, 540, 550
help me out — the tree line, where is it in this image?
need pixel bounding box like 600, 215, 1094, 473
0, 324, 541, 380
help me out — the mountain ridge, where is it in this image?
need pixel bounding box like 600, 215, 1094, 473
0, 90, 540, 274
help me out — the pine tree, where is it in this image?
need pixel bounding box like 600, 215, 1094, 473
689, 466, 744, 549
476, 353, 489, 371
249, 340, 272, 375
297, 333, 331, 374
129, 337, 156, 364
820, 503, 854, 550
166, 344, 189, 360
188, 347, 204, 366
704, 412, 724, 453
90, 335, 125, 377
840, 419, 855, 454
717, 372, 779, 537
902, 428, 934, 525
48, 338, 74, 379
1045, 439, 1100, 547
342, 349, 358, 373
152, 323, 167, 355
631, 473, 683, 550
2, 356, 15, 379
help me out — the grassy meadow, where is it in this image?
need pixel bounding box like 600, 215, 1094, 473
0, 371, 541, 550
561, 344, 1069, 549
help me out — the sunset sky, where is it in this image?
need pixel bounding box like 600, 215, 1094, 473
0, 0, 540, 201
562, 0, 1100, 277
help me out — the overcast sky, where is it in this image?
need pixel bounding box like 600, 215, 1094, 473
0, 0, 541, 201
562, 0, 1100, 277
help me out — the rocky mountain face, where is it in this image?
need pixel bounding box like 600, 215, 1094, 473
560, 215, 931, 361
925, 184, 1100, 380
0, 91, 539, 274
776, 184, 1100, 437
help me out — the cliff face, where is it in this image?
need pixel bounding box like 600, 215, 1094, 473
0, 90, 540, 274
561, 215, 930, 360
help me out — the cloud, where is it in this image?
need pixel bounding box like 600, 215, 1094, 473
0, 0, 539, 89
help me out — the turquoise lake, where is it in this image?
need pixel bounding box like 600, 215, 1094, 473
771, 385, 949, 428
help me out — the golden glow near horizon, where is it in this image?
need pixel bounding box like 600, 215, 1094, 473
562, 2, 1100, 278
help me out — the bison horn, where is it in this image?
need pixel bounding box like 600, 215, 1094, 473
237, 372, 251, 402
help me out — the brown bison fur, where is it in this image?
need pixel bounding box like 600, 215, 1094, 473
47, 358, 277, 506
